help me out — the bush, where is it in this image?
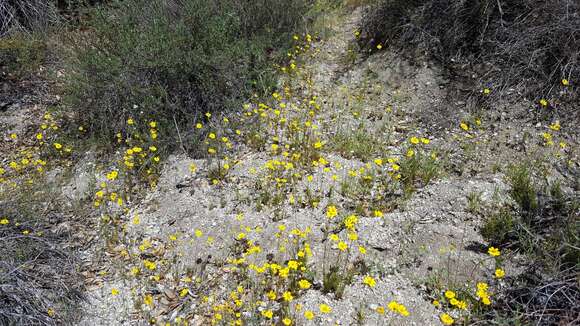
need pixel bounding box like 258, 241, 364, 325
63, 0, 311, 142
359, 0, 580, 103
481, 208, 515, 246
507, 164, 538, 218
0, 34, 47, 79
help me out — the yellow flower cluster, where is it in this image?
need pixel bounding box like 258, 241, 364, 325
387, 300, 410, 316
476, 282, 492, 305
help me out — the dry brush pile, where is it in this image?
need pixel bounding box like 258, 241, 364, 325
359, 0, 580, 115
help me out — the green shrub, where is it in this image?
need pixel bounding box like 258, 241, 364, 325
0, 34, 47, 78
507, 164, 537, 217
63, 0, 311, 142
400, 147, 440, 194
481, 208, 515, 246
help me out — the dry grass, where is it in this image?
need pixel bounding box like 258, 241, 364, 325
0, 0, 57, 37
359, 0, 580, 112
0, 182, 84, 325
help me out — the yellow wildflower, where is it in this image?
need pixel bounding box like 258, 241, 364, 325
326, 205, 338, 219
282, 291, 293, 302
494, 268, 505, 278
298, 279, 312, 289
144, 294, 153, 306
488, 246, 500, 257
363, 275, 376, 287
440, 313, 454, 325
319, 304, 332, 313
261, 310, 273, 319
388, 301, 409, 316
482, 296, 491, 305
477, 282, 488, 291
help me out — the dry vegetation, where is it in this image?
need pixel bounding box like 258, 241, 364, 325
359, 0, 580, 119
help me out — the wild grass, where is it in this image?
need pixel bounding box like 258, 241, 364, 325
329, 127, 384, 161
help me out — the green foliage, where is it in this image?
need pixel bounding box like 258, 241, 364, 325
322, 259, 367, 299
481, 208, 515, 246
329, 127, 384, 161
506, 164, 537, 217
0, 34, 46, 78
467, 191, 483, 214
322, 266, 348, 298
400, 148, 439, 194
63, 0, 311, 141
482, 172, 580, 325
